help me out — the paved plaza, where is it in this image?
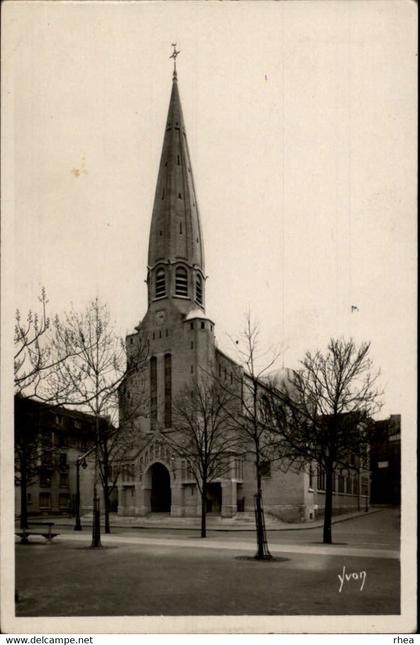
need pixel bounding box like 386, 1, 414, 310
15, 508, 400, 617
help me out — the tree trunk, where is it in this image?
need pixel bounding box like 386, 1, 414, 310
255, 466, 264, 558
323, 464, 334, 544
254, 457, 271, 560
91, 415, 102, 548
104, 487, 111, 534
91, 490, 102, 548
201, 481, 207, 538
20, 451, 28, 530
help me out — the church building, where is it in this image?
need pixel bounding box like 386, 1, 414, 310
117, 57, 368, 522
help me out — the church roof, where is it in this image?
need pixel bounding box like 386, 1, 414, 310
147, 74, 205, 273
184, 308, 214, 323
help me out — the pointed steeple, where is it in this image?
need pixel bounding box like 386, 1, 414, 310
147, 63, 206, 311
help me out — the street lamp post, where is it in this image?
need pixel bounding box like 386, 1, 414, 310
74, 456, 87, 531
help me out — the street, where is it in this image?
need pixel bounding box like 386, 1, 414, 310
15, 509, 400, 616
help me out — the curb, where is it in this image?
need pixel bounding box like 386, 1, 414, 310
50, 508, 383, 533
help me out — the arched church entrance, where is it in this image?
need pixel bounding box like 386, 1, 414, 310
150, 462, 171, 513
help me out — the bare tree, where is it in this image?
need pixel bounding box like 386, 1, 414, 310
14, 288, 72, 401
14, 289, 76, 525
266, 338, 382, 544
221, 315, 281, 560
164, 380, 242, 538
47, 298, 147, 547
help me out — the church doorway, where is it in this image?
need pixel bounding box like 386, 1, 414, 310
206, 483, 222, 514
150, 462, 171, 513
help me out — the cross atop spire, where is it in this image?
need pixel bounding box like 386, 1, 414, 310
169, 42, 181, 80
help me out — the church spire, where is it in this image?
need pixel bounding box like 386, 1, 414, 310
147, 50, 206, 312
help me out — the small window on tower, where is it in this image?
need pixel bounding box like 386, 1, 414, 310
175, 266, 188, 297
155, 267, 166, 299
162, 189, 165, 200
179, 222, 183, 234
177, 155, 180, 165
178, 193, 182, 199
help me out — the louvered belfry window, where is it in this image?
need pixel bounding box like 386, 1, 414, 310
155, 267, 166, 298
195, 273, 203, 305
175, 266, 188, 297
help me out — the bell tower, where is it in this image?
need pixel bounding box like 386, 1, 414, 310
123, 48, 216, 438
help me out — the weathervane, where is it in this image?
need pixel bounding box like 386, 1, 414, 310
170, 42, 181, 79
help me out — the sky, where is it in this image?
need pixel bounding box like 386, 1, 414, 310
5, 0, 417, 418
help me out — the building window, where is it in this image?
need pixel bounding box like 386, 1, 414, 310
235, 458, 243, 480
175, 266, 188, 297
190, 322, 194, 330
309, 464, 314, 489
361, 477, 369, 497
260, 461, 271, 478
150, 356, 157, 429
164, 353, 172, 428
162, 189, 165, 200
353, 476, 359, 495
155, 267, 166, 299
177, 155, 180, 165
317, 466, 325, 491
59, 453, 67, 468
39, 493, 51, 509
27, 493, 32, 505
179, 222, 183, 234
39, 471, 52, 488
195, 274, 203, 305
178, 192, 182, 199
346, 474, 352, 494
338, 473, 345, 493
190, 341, 194, 349
59, 472, 69, 488
59, 493, 70, 509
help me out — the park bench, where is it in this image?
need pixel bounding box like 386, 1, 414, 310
15, 522, 60, 544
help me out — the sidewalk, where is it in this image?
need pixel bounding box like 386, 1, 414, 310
40, 507, 383, 532
36, 529, 400, 560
